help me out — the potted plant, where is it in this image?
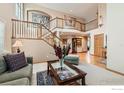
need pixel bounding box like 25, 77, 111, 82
53, 44, 71, 70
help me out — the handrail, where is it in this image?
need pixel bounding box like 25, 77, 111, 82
11, 19, 40, 25
12, 18, 62, 40
41, 17, 98, 37
56, 17, 85, 25
44, 17, 85, 32
11, 17, 98, 45
11, 18, 63, 47
85, 18, 98, 24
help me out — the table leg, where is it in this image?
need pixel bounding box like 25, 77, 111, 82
82, 77, 85, 85
47, 63, 49, 74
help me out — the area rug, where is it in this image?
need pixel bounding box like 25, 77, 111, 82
37, 67, 74, 85
34, 62, 124, 85
37, 71, 54, 85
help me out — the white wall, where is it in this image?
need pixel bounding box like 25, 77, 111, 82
98, 3, 107, 47
0, 3, 15, 52
107, 4, 124, 74
86, 4, 106, 55
12, 39, 58, 62
24, 3, 85, 22
0, 21, 5, 51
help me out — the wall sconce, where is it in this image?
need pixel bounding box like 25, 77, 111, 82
99, 15, 103, 27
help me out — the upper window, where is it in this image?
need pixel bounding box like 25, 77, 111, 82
27, 10, 51, 28
16, 3, 24, 20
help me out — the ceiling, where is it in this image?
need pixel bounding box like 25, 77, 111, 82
37, 3, 98, 22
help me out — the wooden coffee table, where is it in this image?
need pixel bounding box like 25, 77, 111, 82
47, 60, 87, 85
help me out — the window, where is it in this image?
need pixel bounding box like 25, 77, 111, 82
27, 10, 50, 28
16, 3, 24, 20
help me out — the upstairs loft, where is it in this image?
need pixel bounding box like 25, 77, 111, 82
11, 17, 98, 40
12, 3, 98, 40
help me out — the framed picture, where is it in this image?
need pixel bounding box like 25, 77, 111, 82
64, 15, 76, 27
27, 10, 51, 28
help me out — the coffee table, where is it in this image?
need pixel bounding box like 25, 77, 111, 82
47, 60, 87, 85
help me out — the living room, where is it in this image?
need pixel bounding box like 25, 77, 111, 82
0, 1, 124, 90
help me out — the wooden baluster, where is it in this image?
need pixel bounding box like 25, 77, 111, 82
80, 23, 82, 31
35, 24, 37, 38
23, 22, 25, 38
31, 23, 32, 38
32, 23, 34, 38
29, 23, 31, 38
17, 21, 18, 38
14, 21, 16, 38
34, 24, 35, 38
62, 19, 64, 28
12, 21, 14, 38
30, 23, 32, 38
36, 25, 38, 38
18, 21, 20, 38
40, 25, 42, 38
22, 21, 23, 38
27, 23, 29, 38
27, 22, 29, 38
36, 24, 39, 38
20, 21, 22, 38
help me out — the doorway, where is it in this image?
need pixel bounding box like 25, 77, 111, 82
72, 38, 77, 53
94, 34, 104, 57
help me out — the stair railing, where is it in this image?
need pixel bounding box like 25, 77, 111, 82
12, 19, 63, 47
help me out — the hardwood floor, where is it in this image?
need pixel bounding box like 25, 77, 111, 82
76, 52, 106, 68
33, 52, 124, 76
76, 52, 124, 76
33, 52, 106, 68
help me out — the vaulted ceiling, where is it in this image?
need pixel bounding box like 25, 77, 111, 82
37, 3, 98, 22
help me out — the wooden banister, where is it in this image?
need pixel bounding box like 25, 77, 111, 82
11, 18, 63, 47
11, 17, 98, 48
11, 19, 40, 25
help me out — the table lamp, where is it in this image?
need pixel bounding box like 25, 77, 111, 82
13, 40, 23, 53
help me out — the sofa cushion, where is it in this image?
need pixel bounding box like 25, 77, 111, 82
0, 55, 7, 74
0, 78, 29, 85
0, 64, 32, 83
4, 52, 28, 72
64, 54, 79, 65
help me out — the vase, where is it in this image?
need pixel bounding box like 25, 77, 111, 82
59, 58, 64, 70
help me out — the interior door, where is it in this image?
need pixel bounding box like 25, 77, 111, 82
94, 34, 104, 57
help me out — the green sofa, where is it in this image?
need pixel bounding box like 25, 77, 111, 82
0, 52, 33, 85
64, 54, 79, 65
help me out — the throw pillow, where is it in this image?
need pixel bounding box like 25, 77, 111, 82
3, 52, 28, 72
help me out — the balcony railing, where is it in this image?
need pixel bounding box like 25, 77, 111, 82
48, 17, 85, 32
11, 17, 98, 46
85, 18, 98, 31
